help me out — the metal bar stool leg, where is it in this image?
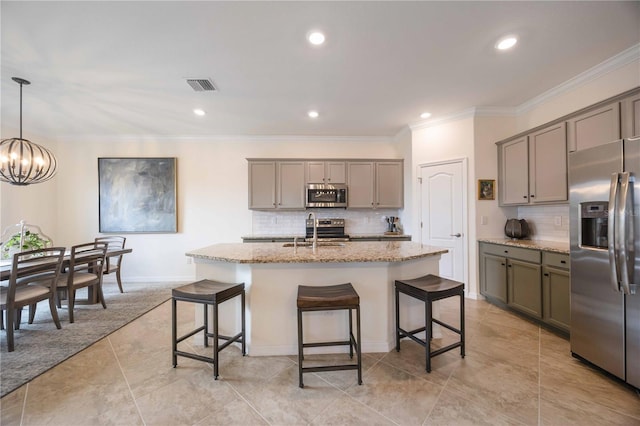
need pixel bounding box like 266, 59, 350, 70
241, 291, 246, 356
460, 291, 466, 358
213, 301, 219, 379
356, 304, 362, 385
395, 286, 400, 352
203, 303, 209, 348
297, 308, 304, 388
172, 298, 178, 367
349, 307, 354, 359
425, 299, 432, 373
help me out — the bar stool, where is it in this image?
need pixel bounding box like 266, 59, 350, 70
172, 279, 245, 379
394, 274, 465, 372
297, 283, 362, 388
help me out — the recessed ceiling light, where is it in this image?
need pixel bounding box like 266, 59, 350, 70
308, 32, 325, 45
308, 110, 319, 118
193, 109, 206, 116
495, 36, 517, 50
420, 112, 432, 119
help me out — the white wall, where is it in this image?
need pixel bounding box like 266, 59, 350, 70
1, 136, 402, 282
410, 116, 476, 294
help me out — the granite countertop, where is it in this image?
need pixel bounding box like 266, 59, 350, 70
186, 241, 447, 264
241, 235, 305, 240
478, 238, 569, 254
241, 234, 411, 240
349, 233, 411, 239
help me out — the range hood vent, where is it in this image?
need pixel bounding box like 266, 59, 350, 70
186, 78, 216, 92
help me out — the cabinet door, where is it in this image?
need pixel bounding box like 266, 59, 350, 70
499, 137, 529, 205
622, 92, 640, 139
528, 122, 567, 203
480, 253, 507, 303
248, 161, 276, 209
306, 161, 326, 183
326, 161, 346, 184
567, 102, 621, 152
347, 162, 375, 208
375, 161, 403, 208
543, 266, 570, 333
508, 259, 542, 318
277, 161, 305, 209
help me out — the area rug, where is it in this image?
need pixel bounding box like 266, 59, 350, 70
0, 281, 181, 397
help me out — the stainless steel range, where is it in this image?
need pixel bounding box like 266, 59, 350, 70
305, 218, 349, 241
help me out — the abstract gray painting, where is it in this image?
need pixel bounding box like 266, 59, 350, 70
98, 158, 177, 233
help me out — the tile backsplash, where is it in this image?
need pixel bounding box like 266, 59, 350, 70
516, 205, 569, 242
251, 209, 401, 236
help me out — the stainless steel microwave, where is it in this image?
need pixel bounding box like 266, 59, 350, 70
305, 184, 348, 208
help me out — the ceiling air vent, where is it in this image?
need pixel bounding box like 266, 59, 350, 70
186, 78, 216, 92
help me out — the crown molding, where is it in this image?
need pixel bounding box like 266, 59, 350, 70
516, 43, 640, 114
407, 44, 639, 132
48, 134, 394, 144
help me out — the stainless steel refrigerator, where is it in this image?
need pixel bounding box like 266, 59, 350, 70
569, 137, 640, 389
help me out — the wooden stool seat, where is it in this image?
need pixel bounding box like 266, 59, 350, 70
297, 283, 360, 309
172, 279, 245, 379
395, 274, 465, 372
297, 283, 362, 388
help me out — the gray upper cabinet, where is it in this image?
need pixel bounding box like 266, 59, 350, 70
375, 161, 403, 208
278, 161, 306, 209
248, 160, 305, 210
498, 122, 567, 206
347, 160, 403, 209
622, 92, 640, 139
567, 101, 620, 152
248, 161, 277, 209
528, 122, 567, 203
499, 136, 529, 205
347, 162, 375, 208
306, 161, 346, 184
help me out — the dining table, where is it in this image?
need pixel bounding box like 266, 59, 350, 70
0, 247, 133, 303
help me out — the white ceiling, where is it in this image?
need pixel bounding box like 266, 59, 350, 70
1, 1, 639, 140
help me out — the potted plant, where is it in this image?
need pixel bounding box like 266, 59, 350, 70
1, 230, 48, 260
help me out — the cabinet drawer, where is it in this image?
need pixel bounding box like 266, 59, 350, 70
543, 251, 569, 269
481, 243, 540, 263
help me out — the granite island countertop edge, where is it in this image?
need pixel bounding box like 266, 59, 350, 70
478, 238, 569, 254
186, 241, 447, 264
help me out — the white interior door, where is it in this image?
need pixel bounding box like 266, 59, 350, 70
419, 160, 466, 282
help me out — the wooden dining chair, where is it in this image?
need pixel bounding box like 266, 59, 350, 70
0, 247, 65, 352
95, 236, 126, 293
55, 242, 108, 323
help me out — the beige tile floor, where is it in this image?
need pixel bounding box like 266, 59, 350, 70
2, 296, 639, 425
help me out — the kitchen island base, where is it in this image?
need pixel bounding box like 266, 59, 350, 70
191, 253, 443, 356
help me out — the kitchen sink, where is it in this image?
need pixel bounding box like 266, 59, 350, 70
282, 242, 346, 248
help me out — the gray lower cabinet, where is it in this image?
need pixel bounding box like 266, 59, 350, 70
508, 259, 542, 318
542, 252, 571, 333
479, 242, 569, 333
480, 252, 508, 303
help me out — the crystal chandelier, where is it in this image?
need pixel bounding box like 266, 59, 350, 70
0, 77, 57, 185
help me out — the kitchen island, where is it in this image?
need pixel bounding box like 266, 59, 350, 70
186, 241, 447, 356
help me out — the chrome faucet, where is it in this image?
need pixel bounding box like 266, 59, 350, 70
308, 212, 318, 250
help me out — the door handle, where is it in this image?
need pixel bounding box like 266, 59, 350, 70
450, 233, 462, 238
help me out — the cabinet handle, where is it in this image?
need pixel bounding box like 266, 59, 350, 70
531, 195, 535, 198
504, 250, 508, 253
501, 263, 506, 266
508, 264, 512, 268
544, 273, 550, 276
523, 196, 528, 199
560, 260, 567, 264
